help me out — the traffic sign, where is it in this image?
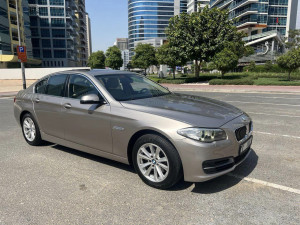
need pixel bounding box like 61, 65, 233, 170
17, 46, 27, 63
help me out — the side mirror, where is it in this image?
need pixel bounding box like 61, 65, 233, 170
80, 94, 105, 105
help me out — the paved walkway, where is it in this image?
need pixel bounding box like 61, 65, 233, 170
0, 80, 299, 97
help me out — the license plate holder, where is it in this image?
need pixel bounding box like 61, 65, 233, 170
240, 136, 253, 155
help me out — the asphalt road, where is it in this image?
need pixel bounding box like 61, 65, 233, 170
0, 91, 299, 225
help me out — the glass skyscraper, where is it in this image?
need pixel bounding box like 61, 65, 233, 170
28, 0, 89, 67
210, 0, 297, 37
128, 0, 186, 58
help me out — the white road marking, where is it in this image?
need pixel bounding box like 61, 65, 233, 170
228, 173, 300, 195
254, 131, 300, 139
240, 95, 300, 100
226, 100, 300, 107
248, 112, 300, 118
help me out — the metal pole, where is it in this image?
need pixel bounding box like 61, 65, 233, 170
15, 0, 26, 89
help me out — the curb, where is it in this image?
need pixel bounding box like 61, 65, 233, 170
0, 92, 18, 98
167, 88, 300, 94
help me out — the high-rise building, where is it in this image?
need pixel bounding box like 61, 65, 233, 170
128, 0, 187, 58
297, 0, 300, 29
121, 49, 129, 71
187, 0, 210, 14
86, 13, 92, 58
210, 0, 299, 63
210, 0, 297, 37
28, 0, 89, 67
0, 0, 40, 68
114, 38, 129, 51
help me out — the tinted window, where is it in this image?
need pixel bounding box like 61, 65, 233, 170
68, 75, 100, 99
46, 74, 67, 97
35, 77, 48, 94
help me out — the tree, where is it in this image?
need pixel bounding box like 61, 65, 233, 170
248, 61, 256, 72
127, 62, 133, 71
105, 46, 123, 70
213, 48, 239, 78
131, 44, 157, 75
264, 60, 273, 72
156, 43, 187, 79
166, 6, 249, 77
285, 29, 300, 50
87, 51, 106, 69
277, 48, 300, 81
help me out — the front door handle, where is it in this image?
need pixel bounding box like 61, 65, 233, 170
34, 98, 40, 103
63, 103, 72, 109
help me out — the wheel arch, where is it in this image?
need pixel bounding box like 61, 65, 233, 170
20, 110, 32, 125
127, 129, 180, 166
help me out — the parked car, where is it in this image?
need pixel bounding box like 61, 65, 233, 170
14, 70, 253, 189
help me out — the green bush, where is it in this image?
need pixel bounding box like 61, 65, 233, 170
209, 78, 254, 85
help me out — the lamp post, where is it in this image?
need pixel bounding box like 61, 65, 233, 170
15, 0, 26, 89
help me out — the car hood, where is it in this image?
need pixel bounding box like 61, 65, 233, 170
120, 93, 244, 127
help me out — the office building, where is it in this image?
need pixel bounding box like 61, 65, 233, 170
121, 49, 129, 71
0, 0, 40, 68
211, 0, 299, 63
28, 0, 89, 67
187, 0, 210, 14
86, 13, 92, 57
128, 0, 187, 58
114, 38, 128, 51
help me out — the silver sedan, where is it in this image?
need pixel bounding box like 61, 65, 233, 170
14, 70, 253, 189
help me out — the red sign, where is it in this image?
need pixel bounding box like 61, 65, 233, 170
17, 46, 27, 63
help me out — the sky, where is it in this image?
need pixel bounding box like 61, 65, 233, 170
86, 0, 128, 53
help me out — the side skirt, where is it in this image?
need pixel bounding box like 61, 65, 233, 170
41, 132, 129, 165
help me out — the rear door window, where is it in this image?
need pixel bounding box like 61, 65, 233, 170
46, 74, 68, 97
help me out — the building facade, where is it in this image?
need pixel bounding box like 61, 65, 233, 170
114, 38, 128, 51
128, 0, 187, 58
187, 0, 210, 14
210, 0, 299, 63
85, 13, 92, 58
28, 0, 89, 67
0, 0, 41, 68
120, 49, 129, 70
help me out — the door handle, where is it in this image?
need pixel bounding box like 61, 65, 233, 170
63, 103, 72, 109
34, 98, 40, 103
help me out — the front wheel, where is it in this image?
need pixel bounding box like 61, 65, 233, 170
132, 134, 182, 189
22, 113, 43, 146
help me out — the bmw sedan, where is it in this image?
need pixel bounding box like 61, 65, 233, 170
14, 70, 253, 189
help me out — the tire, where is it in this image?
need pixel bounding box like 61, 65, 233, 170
21, 113, 43, 146
132, 134, 182, 189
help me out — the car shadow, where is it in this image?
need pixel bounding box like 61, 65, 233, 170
50, 144, 135, 174
48, 144, 258, 193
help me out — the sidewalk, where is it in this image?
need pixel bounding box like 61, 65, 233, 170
0, 80, 36, 97
0, 80, 300, 97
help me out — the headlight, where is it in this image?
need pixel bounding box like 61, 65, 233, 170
177, 128, 227, 143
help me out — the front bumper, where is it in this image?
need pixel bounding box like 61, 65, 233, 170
174, 115, 253, 182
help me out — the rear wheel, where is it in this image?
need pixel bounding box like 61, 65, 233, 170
22, 113, 43, 146
132, 134, 182, 189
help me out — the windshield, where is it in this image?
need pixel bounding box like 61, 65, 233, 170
95, 74, 170, 101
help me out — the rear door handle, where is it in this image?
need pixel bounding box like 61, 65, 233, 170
34, 98, 40, 103
63, 103, 72, 109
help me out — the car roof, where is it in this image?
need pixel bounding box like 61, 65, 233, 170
53, 69, 137, 77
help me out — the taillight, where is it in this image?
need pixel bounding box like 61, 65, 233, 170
14, 97, 16, 103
